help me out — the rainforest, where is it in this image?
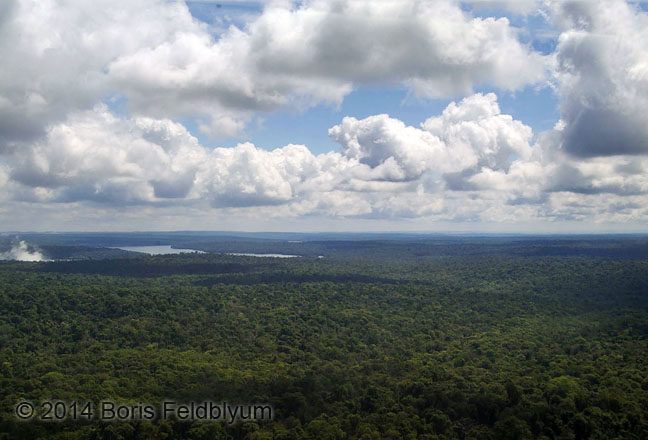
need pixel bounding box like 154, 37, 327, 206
0, 233, 647, 439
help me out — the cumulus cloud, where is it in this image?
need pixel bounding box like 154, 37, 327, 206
330, 114, 448, 182
9, 105, 207, 204
423, 93, 534, 174
330, 93, 534, 188
3, 105, 347, 208
3, 92, 538, 214
0, 0, 203, 146
200, 143, 319, 207
2, 0, 648, 229
3, 81, 647, 227
245, 0, 546, 97
551, 0, 648, 157
473, 0, 648, 214
0, 0, 546, 147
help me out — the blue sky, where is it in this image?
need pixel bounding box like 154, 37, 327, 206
1, 0, 648, 232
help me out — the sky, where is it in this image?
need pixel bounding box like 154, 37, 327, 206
1, 0, 648, 232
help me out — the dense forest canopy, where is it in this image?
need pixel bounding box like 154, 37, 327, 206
1, 235, 647, 439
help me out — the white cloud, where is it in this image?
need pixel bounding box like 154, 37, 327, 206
551, 0, 648, 157
2, 0, 648, 229
0, 0, 201, 146
330, 93, 535, 188
4, 105, 347, 208
199, 143, 319, 207
4, 93, 539, 214
329, 114, 448, 181
9, 105, 207, 203
4, 85, 648, 227
245, 0, 546, 97
422, 93, 533, 171
0, 0, 546, 147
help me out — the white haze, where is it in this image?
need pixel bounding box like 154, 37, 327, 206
0, 240, 45, 261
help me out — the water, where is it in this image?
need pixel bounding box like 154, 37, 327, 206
111, 246, 304, 258
226, 253, 300, 258
111, 245, 205, 255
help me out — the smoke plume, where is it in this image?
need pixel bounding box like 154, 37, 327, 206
0, 240, 45, 261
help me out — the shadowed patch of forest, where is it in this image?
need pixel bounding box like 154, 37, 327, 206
26, 256, 273, 278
